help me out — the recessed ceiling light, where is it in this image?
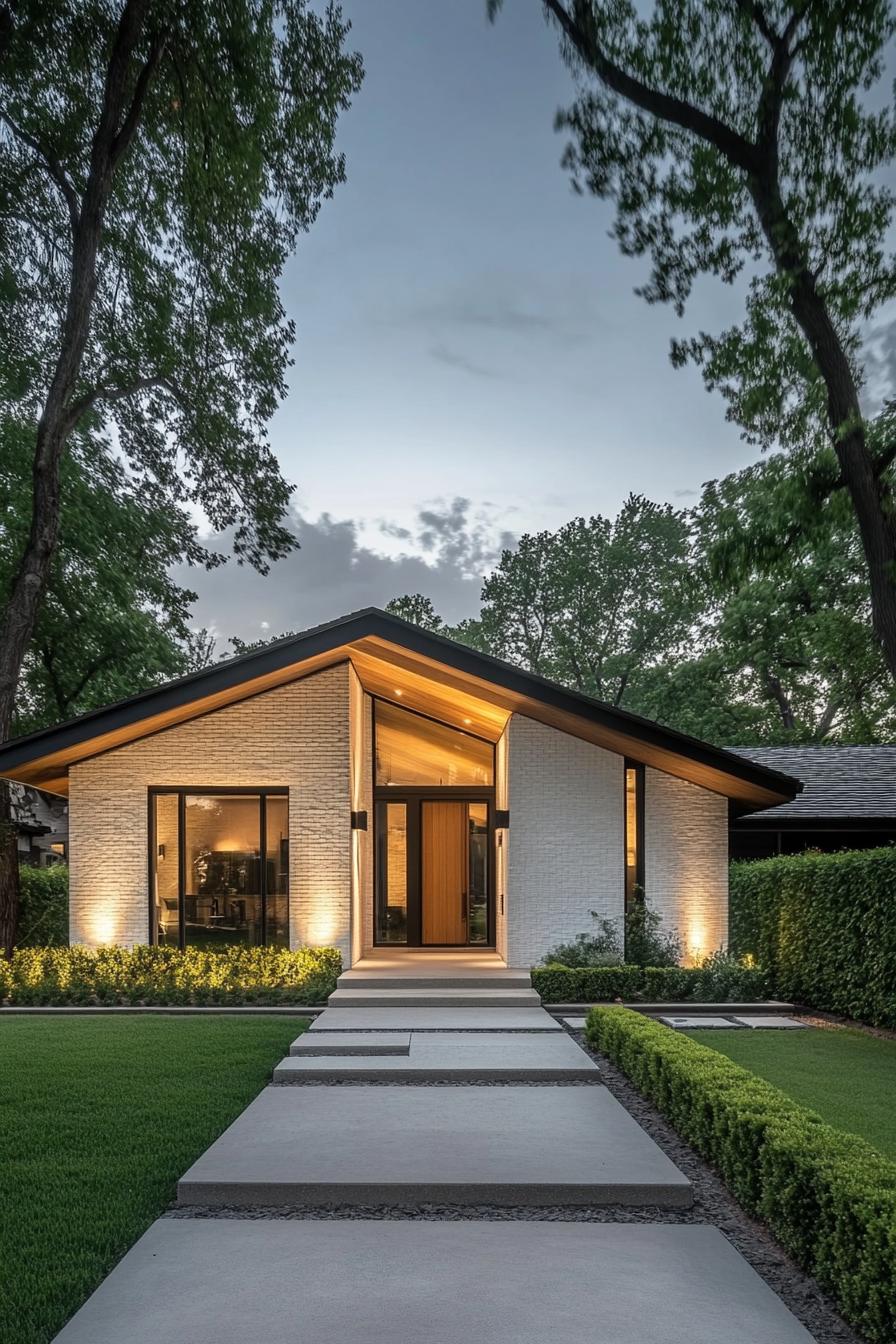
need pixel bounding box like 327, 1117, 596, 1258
394, 688, 402, 697
463, 717, 472, 725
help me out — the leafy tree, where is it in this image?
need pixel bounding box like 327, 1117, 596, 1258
490, 1, 896, 681
385, 594, 447, 632
694, 454, 896, 742
0, 0, 363, 950
2, 418, 208, 734
475, 497, 695, 703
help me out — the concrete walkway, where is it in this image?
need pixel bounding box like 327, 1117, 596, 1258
52, 954, 818, 1343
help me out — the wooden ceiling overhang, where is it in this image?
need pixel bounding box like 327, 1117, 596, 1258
0, 610, 801, 809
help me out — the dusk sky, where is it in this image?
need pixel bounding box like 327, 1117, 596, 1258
185, 0, 765, 646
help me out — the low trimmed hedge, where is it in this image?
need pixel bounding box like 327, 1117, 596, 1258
586, 1007, 896, 1343
18, 865, 69, 946
730, 847, 896, 1027
0, 944, 342, 1006
531, 960, 769, 1003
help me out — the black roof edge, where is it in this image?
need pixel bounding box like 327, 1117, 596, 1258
0, 607, 802, 798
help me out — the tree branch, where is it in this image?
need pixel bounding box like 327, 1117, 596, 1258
65, 373, 166, 429
0, 105, 79, 233
543, 0, 759, 173
110, 27, 169, 171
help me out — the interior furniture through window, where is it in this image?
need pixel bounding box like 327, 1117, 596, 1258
150, 788, 288, 949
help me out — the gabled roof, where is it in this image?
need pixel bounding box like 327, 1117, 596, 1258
0, 608, 801, 809
728, 745, 896, 823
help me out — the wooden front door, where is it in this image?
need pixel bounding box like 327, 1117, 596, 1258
421, 800, 468, 944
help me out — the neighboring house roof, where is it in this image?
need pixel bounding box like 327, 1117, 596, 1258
727, 745, 896, 823
0, 608, 801, 810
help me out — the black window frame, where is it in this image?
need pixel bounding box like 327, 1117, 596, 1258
148, 785, 289, 949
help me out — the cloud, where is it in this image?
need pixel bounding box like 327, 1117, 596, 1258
179, 501, 516, 647
428, 342, 503, 380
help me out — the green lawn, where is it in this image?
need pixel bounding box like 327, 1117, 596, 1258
0, 1015, 304, 1344
687, 1025, 896, 1160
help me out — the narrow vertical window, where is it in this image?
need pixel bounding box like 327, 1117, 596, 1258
624, 761, 645, 913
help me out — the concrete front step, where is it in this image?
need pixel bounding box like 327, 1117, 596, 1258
337, 970, 534, 990
327, 987, 542, 1008
310, 1006, 562, 1031
177, 1084, 691, 1208
275, 1031, 600, 1082
51, 1221, 815, 1344
290, 1032, 411, 1056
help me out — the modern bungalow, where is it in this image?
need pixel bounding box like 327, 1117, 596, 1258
0, 609, 800, 967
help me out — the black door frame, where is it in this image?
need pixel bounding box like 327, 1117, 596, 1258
373, 787, 496, 948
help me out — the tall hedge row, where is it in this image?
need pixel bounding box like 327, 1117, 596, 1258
17, 865, 69, 946
586, 1007, 896, 1343
729, 847, 896, 1028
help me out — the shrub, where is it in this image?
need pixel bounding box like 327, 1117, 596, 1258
585, 1006, 896, 1343
542, 900, 682, 969
0, 944, 341, 1006
17, 865, 69, 946
730, 847, 896, 1028
531, 958, 768, 1003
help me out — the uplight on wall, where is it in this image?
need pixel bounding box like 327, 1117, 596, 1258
90, 910, 119, 946
685, 922, 706, 967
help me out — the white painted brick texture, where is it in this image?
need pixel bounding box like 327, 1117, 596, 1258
68, 664, 352, 957
644, 768, 728, 959
505, 715, 624, 967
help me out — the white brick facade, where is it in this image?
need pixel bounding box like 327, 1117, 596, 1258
504, 715, 624, 967
644, 768, 729, 961
68, 664, 353, 958
67, 667, 730, 969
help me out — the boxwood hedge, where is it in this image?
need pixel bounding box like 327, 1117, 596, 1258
17, 865, 69, 946
585, 1006, 896, 1343
531, 959, 769, 1004
730, 847, 896, 1028
0, 944, 341, 1006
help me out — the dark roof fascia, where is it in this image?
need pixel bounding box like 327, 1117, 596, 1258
0, 607, 801, 800
731, 815, 896, 831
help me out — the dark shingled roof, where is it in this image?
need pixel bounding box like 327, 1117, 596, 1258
727, 746, 896, 822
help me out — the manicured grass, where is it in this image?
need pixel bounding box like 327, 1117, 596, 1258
687, 1025, 896, 1160
0, 1015, 305, 1344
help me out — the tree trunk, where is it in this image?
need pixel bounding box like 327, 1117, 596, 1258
0, 783, 17, 956
0, 0, 156, 951
749, 176, 896, 681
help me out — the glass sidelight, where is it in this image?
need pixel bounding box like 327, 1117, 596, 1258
375, 801, 408, 944
467, 802, 489, 945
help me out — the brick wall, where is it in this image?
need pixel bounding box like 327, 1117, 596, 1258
644, 767, 729, 961
68, 663, 352, 957
505, 714, 624, 967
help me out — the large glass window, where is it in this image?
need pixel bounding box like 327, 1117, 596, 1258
467, 802, 489, 945
151, 790, 288, 948
375, 701, 494, 787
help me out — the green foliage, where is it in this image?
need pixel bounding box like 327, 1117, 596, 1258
385, 595, 447, 632
0, 0, 363, 565
1, 419, 204, 733
0, 944, 341, 1006
17, 865, 68, 947
585, 1007, 896, 1343
543, 901, 681, 967
474, 498, 695, 704
0, 1016, 303, 1344
531, 959, 769, 1004
729, 847, 896, 1027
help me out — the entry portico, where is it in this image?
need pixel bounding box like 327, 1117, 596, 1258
0, 608, 800, 967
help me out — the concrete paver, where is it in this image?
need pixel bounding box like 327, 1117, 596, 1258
52, 1220, 814, 1344
275, 1030, 599, 1081
290, 1032, 411, 1056
177, 1083, 691, 1208
732, 1015, 808, 1029
661, 1016, 742, 1029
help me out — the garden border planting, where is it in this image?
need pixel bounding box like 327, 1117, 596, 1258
729, 847, 896, 1028
531, 962, 768, 1004
585, 1005, 896, 1344
0, 945, 341, 1006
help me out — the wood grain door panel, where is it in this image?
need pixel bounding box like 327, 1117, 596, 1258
422, 801, 468, 944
